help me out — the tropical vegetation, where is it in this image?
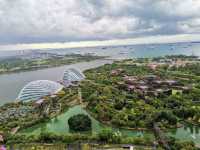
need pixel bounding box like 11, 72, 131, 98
68, 114, 91, 131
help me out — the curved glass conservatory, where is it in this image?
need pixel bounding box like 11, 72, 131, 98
63, 68, 85, 83
17, 80, 64, 102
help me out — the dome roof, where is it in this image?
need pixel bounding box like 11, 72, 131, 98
63, 68, 85, 83
17, 80, 64, 102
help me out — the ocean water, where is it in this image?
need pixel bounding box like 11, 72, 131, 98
41, 42, 200, 59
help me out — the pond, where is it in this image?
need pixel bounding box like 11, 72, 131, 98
20, 105, 200, 145
167, 123, 200, 145
20, 105, 153, 139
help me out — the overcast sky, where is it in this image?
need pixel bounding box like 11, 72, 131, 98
0, 0, 200, 49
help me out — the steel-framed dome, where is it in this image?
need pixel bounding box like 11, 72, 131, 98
17, 80, 64, 102
63, 68, 85, 83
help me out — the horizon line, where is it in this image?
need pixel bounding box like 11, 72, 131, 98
0, 34, 200, 51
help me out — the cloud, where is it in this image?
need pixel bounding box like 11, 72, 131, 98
0, 0, 199, 44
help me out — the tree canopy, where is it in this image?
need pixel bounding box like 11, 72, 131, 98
68, 114, 92, 131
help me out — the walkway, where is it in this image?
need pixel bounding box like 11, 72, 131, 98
153, 123, 170, 150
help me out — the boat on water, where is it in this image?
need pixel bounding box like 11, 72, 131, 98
119, 52, 128, 54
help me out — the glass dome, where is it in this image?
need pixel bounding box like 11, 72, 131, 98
17, 80, 64, 102
63, 68, 85, 83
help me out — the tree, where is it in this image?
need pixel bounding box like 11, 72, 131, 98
98, 128, 122, 143
68, 114, 91, 131
98, 128, 113, 142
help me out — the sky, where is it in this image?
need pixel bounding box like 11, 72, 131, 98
0, 0, 200, 50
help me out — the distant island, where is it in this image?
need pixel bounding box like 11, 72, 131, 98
0, 52, 105, 74
0, 55, 200, 149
